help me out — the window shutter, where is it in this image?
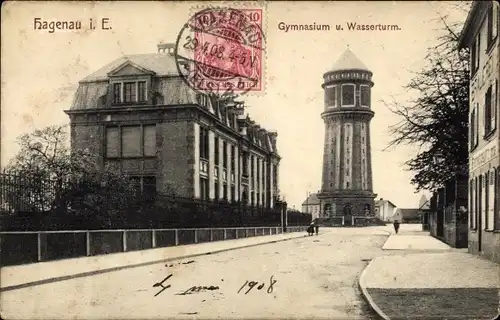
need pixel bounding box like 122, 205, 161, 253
143, 125, 157, 157
489, 169, 496, 230
106, 127, 119, 157
493, 4, 498, 40
122, 126, 141, 157
475, 106, 479, 146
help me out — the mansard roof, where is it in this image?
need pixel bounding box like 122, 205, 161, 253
80, 53, 179, 82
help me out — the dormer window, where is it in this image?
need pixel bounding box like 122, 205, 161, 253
124, 82, 136, 103
113, 81, 147, 104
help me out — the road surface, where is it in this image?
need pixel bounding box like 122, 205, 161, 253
1, 227, 393, 319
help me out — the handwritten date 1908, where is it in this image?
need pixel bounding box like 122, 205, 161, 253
237, 276, 277, 294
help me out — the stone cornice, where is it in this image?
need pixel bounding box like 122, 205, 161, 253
317, 191, 376, 199
321, 108, 375, 121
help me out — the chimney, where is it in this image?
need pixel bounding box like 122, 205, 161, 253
157, 42, 175, 54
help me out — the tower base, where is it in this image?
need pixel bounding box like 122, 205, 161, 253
315, 191, 381, 226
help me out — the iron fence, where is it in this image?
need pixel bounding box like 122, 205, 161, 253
0, 172, 312, 231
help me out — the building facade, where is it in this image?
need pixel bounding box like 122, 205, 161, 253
374, 198, 397, 222
459, 1, 500, 263
301, 193, 321, 220
65, 43, 281, 209
317, 48, 377, 221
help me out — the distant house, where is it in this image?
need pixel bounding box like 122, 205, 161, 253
391, 208, 422, 223
302, 193, 321, 220
374, 198, 397, 221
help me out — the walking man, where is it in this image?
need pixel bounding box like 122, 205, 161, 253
393, 220, 400, 234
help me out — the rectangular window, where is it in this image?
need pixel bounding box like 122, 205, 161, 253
272, 164, 277, 187
200, 177, 209, 200
360, 85, 370, 107
121, 126, 141, 157
143, 125, 156, 157
230, 185, 235, 202
487, 4, 498, 49
223, 183, 227, 200
124, 82, 136, 103
106, 125, 156, 158
250, 155, 254, 185
231, 145, 236, 172
485, 86, 494, 135
256, 158, 260, 186
214, 181, 219, 200
325, 85, 337, 108
223, 141, 228, 169
138, 81, 147, 102
214, 137, 220, 165
199, 127, 209, 160
113, 83, 122, 104
106, 127, 119, 157
341, 84, 355, 106
470, 107, 477, 150
242, 152, 249, 177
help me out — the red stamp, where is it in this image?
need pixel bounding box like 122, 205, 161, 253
175, 7, 265, 96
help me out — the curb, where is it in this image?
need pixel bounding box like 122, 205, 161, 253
358, 257, 391, 320
1, 232, 308, 293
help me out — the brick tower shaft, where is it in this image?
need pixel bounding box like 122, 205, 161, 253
317, 48, 377, 219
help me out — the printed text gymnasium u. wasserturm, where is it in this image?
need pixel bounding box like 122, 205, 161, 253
277, 22, 401, 32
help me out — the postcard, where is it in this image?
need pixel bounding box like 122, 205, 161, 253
1, 1, 499, 319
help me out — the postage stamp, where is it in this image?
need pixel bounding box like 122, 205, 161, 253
174, 6, 266, 97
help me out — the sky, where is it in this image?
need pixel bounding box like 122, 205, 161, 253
1, 1, 469, 210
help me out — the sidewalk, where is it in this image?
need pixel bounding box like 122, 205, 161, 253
1, 231, 308, 292
360, 232, 500, 319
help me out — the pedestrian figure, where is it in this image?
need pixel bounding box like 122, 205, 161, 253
393, 220, 400, 234
307, 222, 314, 236
315, 224, 319, 235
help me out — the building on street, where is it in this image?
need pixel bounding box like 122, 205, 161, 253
459, 0, 500, 263
316, 48, 377, 224
390, 208, 422, 223
301, 192, 321, 220
65, 43, 281, 210
374, 198, 397, 222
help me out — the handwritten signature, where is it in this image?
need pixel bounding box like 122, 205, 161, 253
237, 276, 277, 294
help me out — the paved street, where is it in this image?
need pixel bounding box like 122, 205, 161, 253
0, 226, 392, 319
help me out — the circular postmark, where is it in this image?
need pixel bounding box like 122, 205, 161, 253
174, 7, 265, 97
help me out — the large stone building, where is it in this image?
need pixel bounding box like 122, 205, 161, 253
459, 1, 500, 263
317, 48, 377, 223
65, 43, 281, 209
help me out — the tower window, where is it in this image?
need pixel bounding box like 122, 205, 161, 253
341, 84, 355, 106
361, 85, 370, 107
325, 85, 337, 108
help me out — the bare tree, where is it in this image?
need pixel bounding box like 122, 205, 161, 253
384, 7, 471, 191
2, 125, 133, 217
